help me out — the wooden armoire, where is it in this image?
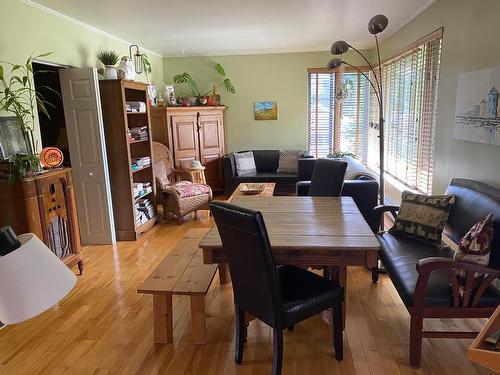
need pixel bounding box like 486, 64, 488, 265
0, 168, 83, 273
150, 106, 226, 192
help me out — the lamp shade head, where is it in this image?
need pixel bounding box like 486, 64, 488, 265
0, 233, 76, 324
330, 40, 349, 55
327, 58, 343, 70
368, 14, 389, 35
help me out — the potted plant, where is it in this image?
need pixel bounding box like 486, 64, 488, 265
173, 63, 235, 105
97, 50, 119, 79
0, 52, 55, 184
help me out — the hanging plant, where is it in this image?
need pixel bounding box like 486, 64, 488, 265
335, 79, 353, 103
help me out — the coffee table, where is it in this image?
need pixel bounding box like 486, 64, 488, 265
229, 182, 276, 200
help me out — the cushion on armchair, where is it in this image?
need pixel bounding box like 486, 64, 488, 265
166, 181, 211, 198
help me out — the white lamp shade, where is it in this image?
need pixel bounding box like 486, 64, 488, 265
0, 233, 77, 324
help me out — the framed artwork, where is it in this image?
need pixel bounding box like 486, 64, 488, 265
454, 65, 500, 146
254, 101, 278, 120
0, 117, 27, 159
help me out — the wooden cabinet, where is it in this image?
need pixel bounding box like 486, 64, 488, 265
99, 80, 158, 241
0, 168, 83, 273
150, 106, 226, 192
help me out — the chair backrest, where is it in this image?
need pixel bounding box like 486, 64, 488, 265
308, 159, 348, 197
210, 201, 283, 327
152, 141, 174, 188
445, 178, 500, 268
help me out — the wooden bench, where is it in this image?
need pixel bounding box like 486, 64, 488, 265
137, 228, 218, 345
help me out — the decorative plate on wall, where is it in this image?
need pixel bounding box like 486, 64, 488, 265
40, 147, 64, 168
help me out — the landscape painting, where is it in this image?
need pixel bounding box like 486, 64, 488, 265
454, 65, 500, 146
254, 101, 278, 120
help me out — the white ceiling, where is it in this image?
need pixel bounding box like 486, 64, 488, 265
30, 0, 435, 57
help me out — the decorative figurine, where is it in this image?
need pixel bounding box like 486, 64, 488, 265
117, 56, 135, 80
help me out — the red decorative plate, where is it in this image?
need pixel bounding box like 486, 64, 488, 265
40, 147, 64, 168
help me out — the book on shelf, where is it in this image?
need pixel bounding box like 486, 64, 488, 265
126, 101, 146, 113
128, 127, 149, 141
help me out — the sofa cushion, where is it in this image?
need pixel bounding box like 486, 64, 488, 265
444, 179, 500, 268
378, 232, 500, 307
234, 151, 257, 176
235, 172, 299, 185
277, 150, 302, 173
252, 150, 280, 173
389, 191, 456, 243
454, 213, 494, 268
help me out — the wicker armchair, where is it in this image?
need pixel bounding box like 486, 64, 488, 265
152, 142, 212, 223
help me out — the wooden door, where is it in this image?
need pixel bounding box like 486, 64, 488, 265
170, 114, 199, 170
59, 67, 116, 245
198, 113, 225, 190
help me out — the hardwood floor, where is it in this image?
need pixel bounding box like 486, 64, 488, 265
0, 212, 495, 375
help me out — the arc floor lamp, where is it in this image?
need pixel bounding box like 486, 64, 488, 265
327, 14, 388, 204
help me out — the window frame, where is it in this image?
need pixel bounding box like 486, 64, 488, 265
307, 66, 370, 160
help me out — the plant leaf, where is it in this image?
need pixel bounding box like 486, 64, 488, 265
214, 63, 225, 76
0, 65, 3, 80
34, 51, 53, 59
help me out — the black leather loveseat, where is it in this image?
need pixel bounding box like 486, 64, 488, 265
373, 178, 500, 367
223, 150, 311, 195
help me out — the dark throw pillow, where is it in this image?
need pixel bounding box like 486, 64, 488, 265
388, 191, 455, 243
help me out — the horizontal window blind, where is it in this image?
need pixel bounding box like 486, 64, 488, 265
307, 69, 370, 161
375, 29, 443, 194
308, 72, 335, 158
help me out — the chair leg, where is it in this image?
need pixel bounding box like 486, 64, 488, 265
272, 328, 283, 375
332, 303, 343, 361
371, 266, 379, 284
409, 312, 424, 368
235, 304, 246, 364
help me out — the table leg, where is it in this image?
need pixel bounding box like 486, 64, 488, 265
218, 263, 231, 284
190, 295, 207, 344
330, 266, 347, 331
153, 293, 173, 343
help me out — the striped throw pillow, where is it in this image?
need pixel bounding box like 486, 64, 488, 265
277, 150, 302, 173
234, 151, 257, 176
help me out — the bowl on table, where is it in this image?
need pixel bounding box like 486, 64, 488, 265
239, 183, 266, 195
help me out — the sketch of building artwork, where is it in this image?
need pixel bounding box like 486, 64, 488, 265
454, 65, 500, 146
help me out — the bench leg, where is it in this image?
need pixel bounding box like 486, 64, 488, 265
153, 294, 173, 344
218, 263, 231, 284
190, 295, 207, 344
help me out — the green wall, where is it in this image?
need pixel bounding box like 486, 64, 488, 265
0, 0, 164, 145
378, 0, 500, 192
163, 50, 369, 152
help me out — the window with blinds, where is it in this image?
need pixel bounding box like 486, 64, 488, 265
307, 69, 370, 161
373, 29, 443, 194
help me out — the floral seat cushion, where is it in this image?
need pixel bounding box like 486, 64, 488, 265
167, 181, 211, 198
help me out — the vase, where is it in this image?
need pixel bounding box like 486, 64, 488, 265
104, 65, 117, 80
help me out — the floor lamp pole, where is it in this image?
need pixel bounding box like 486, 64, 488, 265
327, 14, 388, 206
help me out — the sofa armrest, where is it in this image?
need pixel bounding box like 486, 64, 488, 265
296, 181, 311, 196
373, 204, 399, 221
298, 158, 317, 181
414, 257, 500, 309
223, 153, 236, 195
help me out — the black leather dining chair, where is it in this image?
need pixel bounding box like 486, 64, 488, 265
210, 201, 344, 375
308, 158, 348, 197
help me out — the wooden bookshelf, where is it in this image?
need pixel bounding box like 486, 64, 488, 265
99, 80, 157, 240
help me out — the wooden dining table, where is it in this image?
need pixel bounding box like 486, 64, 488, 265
199, 195, 380, 329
